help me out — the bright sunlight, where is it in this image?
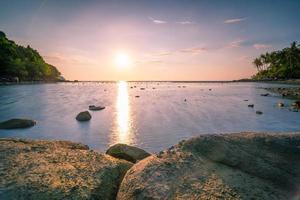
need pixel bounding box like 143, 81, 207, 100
115, 53, 131, 68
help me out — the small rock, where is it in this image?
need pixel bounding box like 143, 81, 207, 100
89, 105, 105, 111
278, 102, 284, 107
0, 118, 36, 129
261, 93, 270, 96
248, 104, 254, 108
135, 96, 140, 98
140, 88, 145, 90
76, 111, 91, 121
209, 89, 212, 91
106, 143, 151, 163
292, 101, 300, 109
256, 111, 263, 115
184, 99, 187, 102
244, 100, 249, 101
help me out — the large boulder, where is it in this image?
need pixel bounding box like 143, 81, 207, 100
117, 132, 300, 200
0, 118, 36, 129
106, 144, 151, 163
0, 138, 133, 200
76, 111, 91, 121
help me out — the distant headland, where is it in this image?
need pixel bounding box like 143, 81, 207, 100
0, 31, 64, 83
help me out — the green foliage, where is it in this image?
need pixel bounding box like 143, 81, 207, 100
0, 31, 61, 81
252, 42, 300, 80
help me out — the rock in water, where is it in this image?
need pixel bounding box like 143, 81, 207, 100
292, 101, 300, 109
260, 93, 270, 96
248, 104, 254, 108
0, 138, 132, 200
106, 143, 151, 163
76, 111, 91, 121
256, 110, 263, 114
89, 105, 105, 111
0, 118, 36, 129
117, 133, 300, 200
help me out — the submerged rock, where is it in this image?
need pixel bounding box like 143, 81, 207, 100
0, 118, 36, 129
106, 143, 151, 163
117, 132, 300, 200
89, 105, 105, 111
292, 101, 300, 109
266, 87, 300, 99
260, 93, 270, 96
256, 110, 263, 114
76, 111, 91, 121
0, 138, 132, 200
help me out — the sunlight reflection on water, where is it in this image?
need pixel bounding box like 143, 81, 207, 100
112, 81, 134, 145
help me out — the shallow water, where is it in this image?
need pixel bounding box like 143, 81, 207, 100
0, 81, 299, 152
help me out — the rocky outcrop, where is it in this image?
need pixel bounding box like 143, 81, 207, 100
0, 118, 36, 129
76, 111, 91, 121
106, 143, 151, 163
0, 138, 132, 200
117, 132, 300, 200
265, 87, 300, 98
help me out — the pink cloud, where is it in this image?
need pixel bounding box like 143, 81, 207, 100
253, 43, 272, 50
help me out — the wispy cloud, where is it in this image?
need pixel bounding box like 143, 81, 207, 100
44, 52, 98, 65
176, 21, 194, 25
149, 17, 167, 24
253, 43, 272, 50
227, 39, 244, 48
156, 51, 173, 56
224, 17, 246, 24
179, 47, 207, 54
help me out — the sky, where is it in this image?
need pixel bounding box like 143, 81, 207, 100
1, 0, 300, 81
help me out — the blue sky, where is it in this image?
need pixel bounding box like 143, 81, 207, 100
1, 0, 300, 80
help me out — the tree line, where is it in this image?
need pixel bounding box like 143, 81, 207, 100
0, 31, 61, 81
252, 42, 300, 80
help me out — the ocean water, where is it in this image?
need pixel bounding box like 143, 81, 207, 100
0, 81, 299, 152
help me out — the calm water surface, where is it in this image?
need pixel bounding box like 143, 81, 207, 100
0, 81, 299, 152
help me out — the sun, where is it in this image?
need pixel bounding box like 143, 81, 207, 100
115, 53, 131, 68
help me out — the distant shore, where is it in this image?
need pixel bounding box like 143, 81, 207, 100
1, 79, 300, 85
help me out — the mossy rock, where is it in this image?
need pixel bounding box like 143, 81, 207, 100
106, 144, 151, 163
76, 111, 91, 121
0, 118, 36, 129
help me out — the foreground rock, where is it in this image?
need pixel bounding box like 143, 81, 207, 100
76, 111, 91, 121
118, 132, 300, 200
106, 143, 151, 163
0, 118, 36, 129
0, 138, 132, 200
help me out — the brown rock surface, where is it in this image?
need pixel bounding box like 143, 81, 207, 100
117, 132, 300, 200
0, 138, 132, 200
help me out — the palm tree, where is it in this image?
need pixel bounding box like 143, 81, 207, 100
253, 58, 262, 72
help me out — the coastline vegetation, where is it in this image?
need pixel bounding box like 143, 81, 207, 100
0, 31, 61, 82
252, 42, 300, 80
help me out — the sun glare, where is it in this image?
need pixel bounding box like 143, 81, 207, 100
115, 53, 131, 68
